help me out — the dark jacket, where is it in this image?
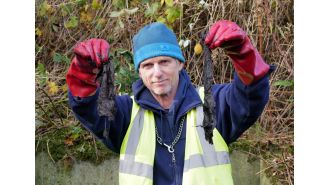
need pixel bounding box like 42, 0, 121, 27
68, 69, 272, 185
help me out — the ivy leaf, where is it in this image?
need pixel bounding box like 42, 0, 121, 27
53, 52, 70, 64
92, 0, 102, 10
145, 2, 159, 17
53, 53, 62, 63
165, 7, 181, 23
64, 16, 79, 29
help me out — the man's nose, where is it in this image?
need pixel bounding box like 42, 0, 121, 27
153, 64, 162, 77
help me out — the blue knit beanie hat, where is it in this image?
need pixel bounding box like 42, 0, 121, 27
133, 22, 185, 70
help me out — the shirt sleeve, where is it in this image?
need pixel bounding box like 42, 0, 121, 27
68, 88, 133, 153
212, 66, 275, 144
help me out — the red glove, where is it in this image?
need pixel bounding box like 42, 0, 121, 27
205, 20, 270, 85
66, 38, 110, 97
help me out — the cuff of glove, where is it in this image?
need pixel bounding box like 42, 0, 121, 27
231, 52, 270, 85
227, 38, 270, 85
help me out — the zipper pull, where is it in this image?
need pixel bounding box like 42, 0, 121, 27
163, 143, 176, 164
164, 143, 174, 153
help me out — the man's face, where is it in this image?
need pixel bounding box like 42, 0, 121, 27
139, 56, 184, 98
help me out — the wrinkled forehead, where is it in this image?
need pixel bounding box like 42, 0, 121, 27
140, 56, 178, 65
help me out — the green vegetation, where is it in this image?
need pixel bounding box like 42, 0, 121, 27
35, 0, 293, 184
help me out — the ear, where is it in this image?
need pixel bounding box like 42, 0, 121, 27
138, 70, 142, 78
178, 61, 184, 71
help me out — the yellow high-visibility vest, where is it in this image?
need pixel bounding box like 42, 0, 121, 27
119, 87, 234, 185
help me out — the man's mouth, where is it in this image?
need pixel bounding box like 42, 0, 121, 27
152, 79, 167, 84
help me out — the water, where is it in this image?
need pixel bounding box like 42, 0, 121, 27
36, 150, 273, 185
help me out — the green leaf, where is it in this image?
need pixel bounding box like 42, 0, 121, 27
165, 0, 173, 7
36, 62, 48, 86
37, 63, 46, 75
60, 3, 72, 17
273, 80, 294, 87
156, 16, 166, 24
110, 10, 124, 17
112, 0, 125, 9
39, 1, 51, 17
165, 7, 181, 23
53, 52, 70, 64
53, 53, 62, 63
145, 2, 159, 17
124, 7, 139, 15
64, 16, 79, 29
75, 0, 87, 7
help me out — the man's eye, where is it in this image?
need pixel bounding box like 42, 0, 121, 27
143, 63, 152, 68
160, 60, 169, 64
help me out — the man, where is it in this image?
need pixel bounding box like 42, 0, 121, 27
66, 21, 273, 185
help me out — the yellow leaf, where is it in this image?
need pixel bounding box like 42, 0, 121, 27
35, 28, 42, 37
39, 1, 54, 16
61, 84, 68, 93
80, 11, 93, 24
92, 0, 102, 10
47, 81, 59, 95
194, 43, 203, 55
98, 18, 106, 25
84, 4, 89, 12
64, 137, 74, 146
156, 16, 166, 24
160, 0, 165, 6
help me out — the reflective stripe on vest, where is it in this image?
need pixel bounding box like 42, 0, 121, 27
119, 87, 234, 185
